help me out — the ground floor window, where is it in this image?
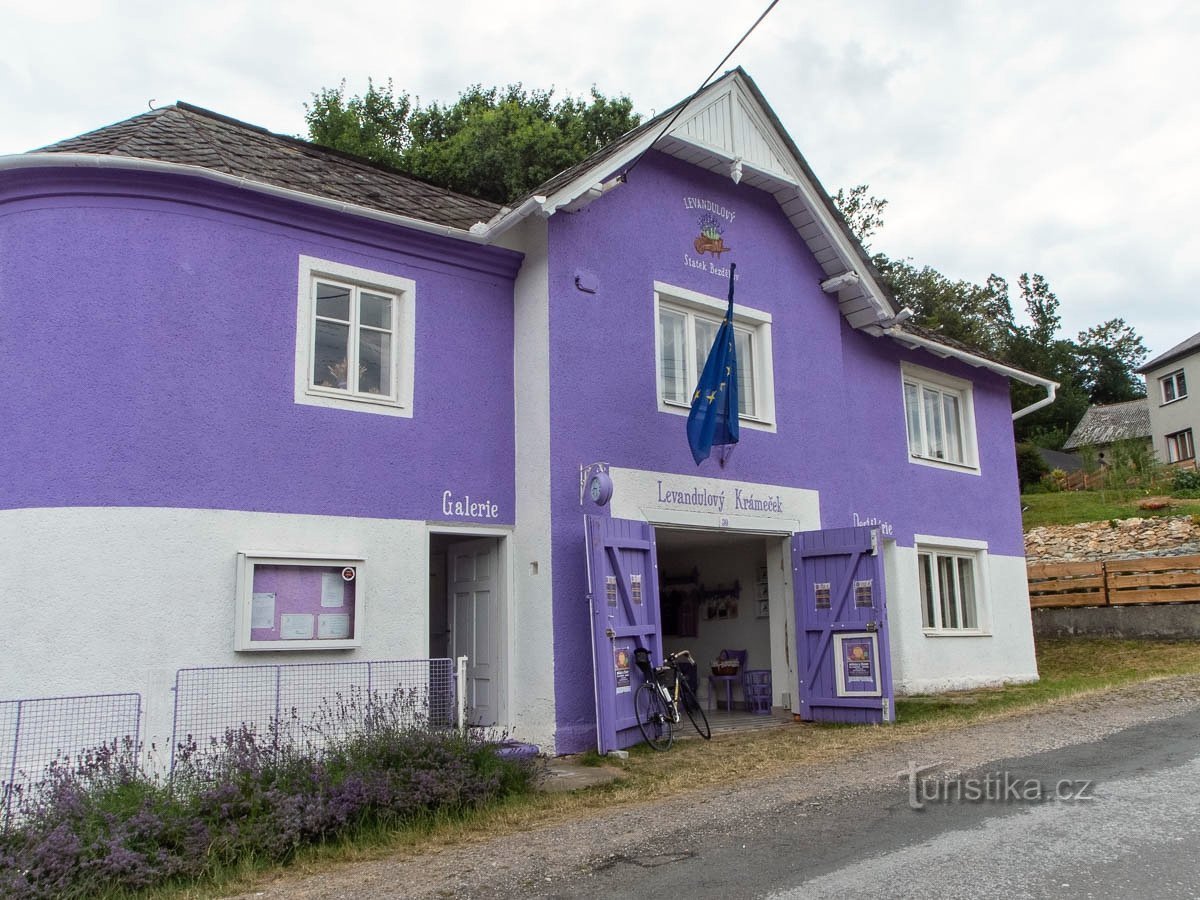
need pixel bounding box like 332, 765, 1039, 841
1166, 428, 1195, 463
917, 545, 983, 632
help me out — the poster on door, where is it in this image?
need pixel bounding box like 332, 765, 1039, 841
833, 632, 881, 697
614, 645, 632, 694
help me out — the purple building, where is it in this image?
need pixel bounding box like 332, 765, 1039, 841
0, 70, 1054, 754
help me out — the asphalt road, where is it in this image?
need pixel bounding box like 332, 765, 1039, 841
543, 707, 1200, 899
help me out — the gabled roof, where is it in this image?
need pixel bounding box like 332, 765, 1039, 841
32, 102, 500, 231
1136, 329, 1200, 374
491, 68, 903, 333
1062, 399, 1151, 450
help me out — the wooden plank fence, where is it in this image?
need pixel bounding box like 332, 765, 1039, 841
1029, 554, 1200, 608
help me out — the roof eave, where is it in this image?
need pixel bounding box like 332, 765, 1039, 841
885, 326, 1060, 420
3, 152, 490, 245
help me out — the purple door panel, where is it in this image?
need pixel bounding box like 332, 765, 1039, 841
793, 526, 895, 724
586, 515, 663, 753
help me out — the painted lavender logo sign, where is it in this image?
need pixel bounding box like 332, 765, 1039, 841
682, 196, 739, 281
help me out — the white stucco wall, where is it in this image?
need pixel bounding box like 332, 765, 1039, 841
884, 544, 1038, 693
508, 217, 559, 752
0, 506, 539, 755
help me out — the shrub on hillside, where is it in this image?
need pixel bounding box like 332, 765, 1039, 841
1016, 442, 1049, 491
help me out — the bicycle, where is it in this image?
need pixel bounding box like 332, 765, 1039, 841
632, 647, 712, 750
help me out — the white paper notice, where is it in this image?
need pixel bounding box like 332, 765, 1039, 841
251, 592, 276, 629
279, 613, 314, 640
321, 571, 345, 607
318, 614, 351, 640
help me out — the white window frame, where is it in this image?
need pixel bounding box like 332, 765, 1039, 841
913, 535, 990, 636
295, 256, 416, 417
652, 281, 776, 432
1166, 428, 1195, 463
235, 552, 366, 651
901, 362, 980, 474
1160, 369, 1188, 405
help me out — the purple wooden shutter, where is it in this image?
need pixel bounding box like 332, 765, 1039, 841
793, 525, 895, 724
586, 515, 663, 753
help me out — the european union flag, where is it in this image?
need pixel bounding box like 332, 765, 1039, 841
687, 263, 739, 465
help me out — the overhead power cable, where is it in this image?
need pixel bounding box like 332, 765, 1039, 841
622, 0, 782, 181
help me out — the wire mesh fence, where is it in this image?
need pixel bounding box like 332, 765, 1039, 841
1, 693, 142, 827
170, 658, 459, 771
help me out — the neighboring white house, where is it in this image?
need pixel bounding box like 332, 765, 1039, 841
1137, 331, 1200, 467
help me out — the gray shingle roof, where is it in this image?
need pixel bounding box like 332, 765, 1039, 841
1062, 399, 1151, 449
34, 102, 501, 231
1136, 329, 1200, 374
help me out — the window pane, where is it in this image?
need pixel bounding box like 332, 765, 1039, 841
958, 557, 977, 628
918, 553, 935, 628
359, 291, 392, 329
659, 309, 688, 404
1178, 371, 1188, 398
923, 388, 946, 459
358, 329, 392, 396
735, 329, 755, 417
313, 320, 350, 389
942, 393, 963, 463
316, 282, 351, 321
904, 382, 923, 456
1185, 430, 1195, 460
694, 317, 719, 357
937, 555, 959, 628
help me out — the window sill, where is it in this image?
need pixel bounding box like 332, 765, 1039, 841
907, 453, 981, 476
923, 629, 990, 638
298, 388, 412, 418
659, 399, 777, 433
1160, 396, 1189, 407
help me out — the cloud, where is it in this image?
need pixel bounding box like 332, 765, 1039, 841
1, 0, 1194, 355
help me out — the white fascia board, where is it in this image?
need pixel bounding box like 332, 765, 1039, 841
1, 153, 489, 245
886, 326, 1059, 418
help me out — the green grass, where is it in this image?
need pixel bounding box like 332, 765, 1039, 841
151, 638, 1200, 899
897, 638, 1200, 724
1021, 489, 1198, 529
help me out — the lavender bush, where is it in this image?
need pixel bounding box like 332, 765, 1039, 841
0, 691, 536, 899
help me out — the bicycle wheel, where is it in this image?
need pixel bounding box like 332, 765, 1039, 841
634, 682, 674, 751
678, 678, 711, 740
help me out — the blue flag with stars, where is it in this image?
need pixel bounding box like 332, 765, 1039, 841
687, 263, 739, 465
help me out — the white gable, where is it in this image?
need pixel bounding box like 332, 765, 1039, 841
501, 70, 904, 335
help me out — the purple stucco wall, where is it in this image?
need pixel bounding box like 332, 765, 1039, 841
544, 153, 1025, 750
0, 167, 521, 523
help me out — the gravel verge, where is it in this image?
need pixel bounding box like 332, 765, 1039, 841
224, 675, 1200, 900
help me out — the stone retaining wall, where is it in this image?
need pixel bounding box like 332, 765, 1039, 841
1025, 515, 1200, 564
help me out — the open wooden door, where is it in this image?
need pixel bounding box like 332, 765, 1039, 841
793, 525, 895, 724
585, 515, 663, 753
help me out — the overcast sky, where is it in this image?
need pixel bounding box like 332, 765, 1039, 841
3, 0, 1195, 360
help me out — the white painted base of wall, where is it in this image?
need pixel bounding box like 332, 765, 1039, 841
0, 507, 557, 758
883, 544, 1038, 694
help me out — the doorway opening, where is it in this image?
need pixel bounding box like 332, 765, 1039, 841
428, 532, 505, 728
655, 527, 784, 730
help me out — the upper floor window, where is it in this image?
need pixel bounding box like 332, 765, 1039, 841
901, 363, 979, 473
1166, 428, 1195, 463
1160, 369, 1188, 404
294, 257, 415, 417
653, 282, 775, 430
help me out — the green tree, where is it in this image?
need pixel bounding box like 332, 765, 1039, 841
832, 184, 887, 249
1074, 318, 1148, 403
305, 81, 641, 204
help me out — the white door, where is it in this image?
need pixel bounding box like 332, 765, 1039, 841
448, 538, 499, 726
